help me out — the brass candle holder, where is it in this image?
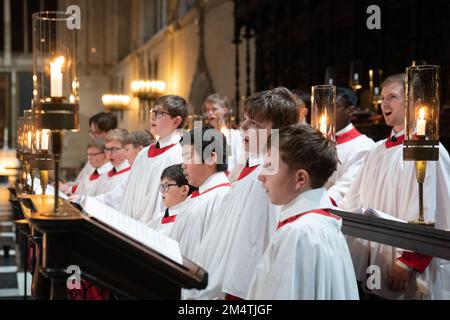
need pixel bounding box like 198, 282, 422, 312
31, 11, 80, 216
403, 65, 440, 227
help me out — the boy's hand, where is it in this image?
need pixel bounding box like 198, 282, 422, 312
389, 263, 412, 291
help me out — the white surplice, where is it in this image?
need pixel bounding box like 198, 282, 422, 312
74, 161, 112, 197
119, 132, 183, 224
341, 129, 450, 299
169, 172, 231, 261
182, 155, 277, 300
147, 202, 187, 236
221, 128, 245, 172
325, 124, 375, 205
91, 160, 131, 210
247, 188, 359, 300
74, 161, 93, 186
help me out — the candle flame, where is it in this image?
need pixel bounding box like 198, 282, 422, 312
419, 107, 426, 120
50, 56, 65, 73
221, 126, 227, 135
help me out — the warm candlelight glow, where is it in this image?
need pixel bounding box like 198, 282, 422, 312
319, 114, 328, 135
102, 94, 131, 108
221, 126, 228, 135
41, 130, 50, 150
27, 131, 32, 148
131, 80, 166, 95
50, 56, 65, 97
417, 107, 427, 136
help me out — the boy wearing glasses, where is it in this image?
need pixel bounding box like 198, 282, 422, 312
247, 124, 359, 300
73, 129, 131, 210
72, 138, 112, 196
120, 95, 188, 224
147, 164, 196, 236
169, 125, 231, 261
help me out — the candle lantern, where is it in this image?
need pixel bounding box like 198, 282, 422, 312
21, 110, 34, 193
32, 11, 79, 213
325, 66, 337, 86
349, 60, 363, 91
404, 65, 440, 226
369, 69, 383, 113
30, 114, 54, 195
311, 85, 336, 141
32, 11, 79, 130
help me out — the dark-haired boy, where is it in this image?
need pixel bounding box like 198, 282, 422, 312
248, 124, 359, 299
147, 164, 196, 236
120, 95, 188, 224
169, 126, 231, 260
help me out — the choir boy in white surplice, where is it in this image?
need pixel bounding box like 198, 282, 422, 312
204, 94, 244, 172
325, 87, 375, 205
341, 74, 450, 300
62, 112, 118, 195
169, 126, 231, 260
73, 138, 112, 197
119, 95, 188, 224
183, 87, 300, 300
123, 130, 153, 166
147, 164, 196, 236
92, 129, 132, 210
248, 124, 359, 300
71, 129, 131, 210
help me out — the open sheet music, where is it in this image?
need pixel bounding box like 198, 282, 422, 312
82, 197, 183, 265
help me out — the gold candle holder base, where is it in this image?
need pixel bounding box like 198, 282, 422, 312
408, 219, 435, 227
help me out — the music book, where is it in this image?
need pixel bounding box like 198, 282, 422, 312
82, 197, 183, 265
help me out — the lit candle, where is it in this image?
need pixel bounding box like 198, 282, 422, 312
417, 107, 427, 136
50, 56, 65, 97
41, 130, 50, 150
319, 114, 328, 136
27, 131, 32, 148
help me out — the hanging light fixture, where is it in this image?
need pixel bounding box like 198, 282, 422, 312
102, 94, 131, 120
130, 80, 166, 121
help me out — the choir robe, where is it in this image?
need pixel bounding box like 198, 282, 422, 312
247, 188, 359, 300
91, 160, 131, 210
147, 202, 186, 236
74, 161, 112, 197
71, 162, 93, 194
341, 130, 450, 299
119, 132, 183, 224
181, 155, 276, 300
221, 128, 245, 172
169, 172, 231, 261
325, 123, 375, 205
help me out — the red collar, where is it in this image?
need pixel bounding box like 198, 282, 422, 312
385, 134, 405, 149
148, 143, 178, 158
238, 165, 259, 181
89, 170, 100, 181
336, 127, 363, 145
190, 182, 231, 198
161, 215, 176, 224
277, 209, 340, 230
107, 166, 131, 177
